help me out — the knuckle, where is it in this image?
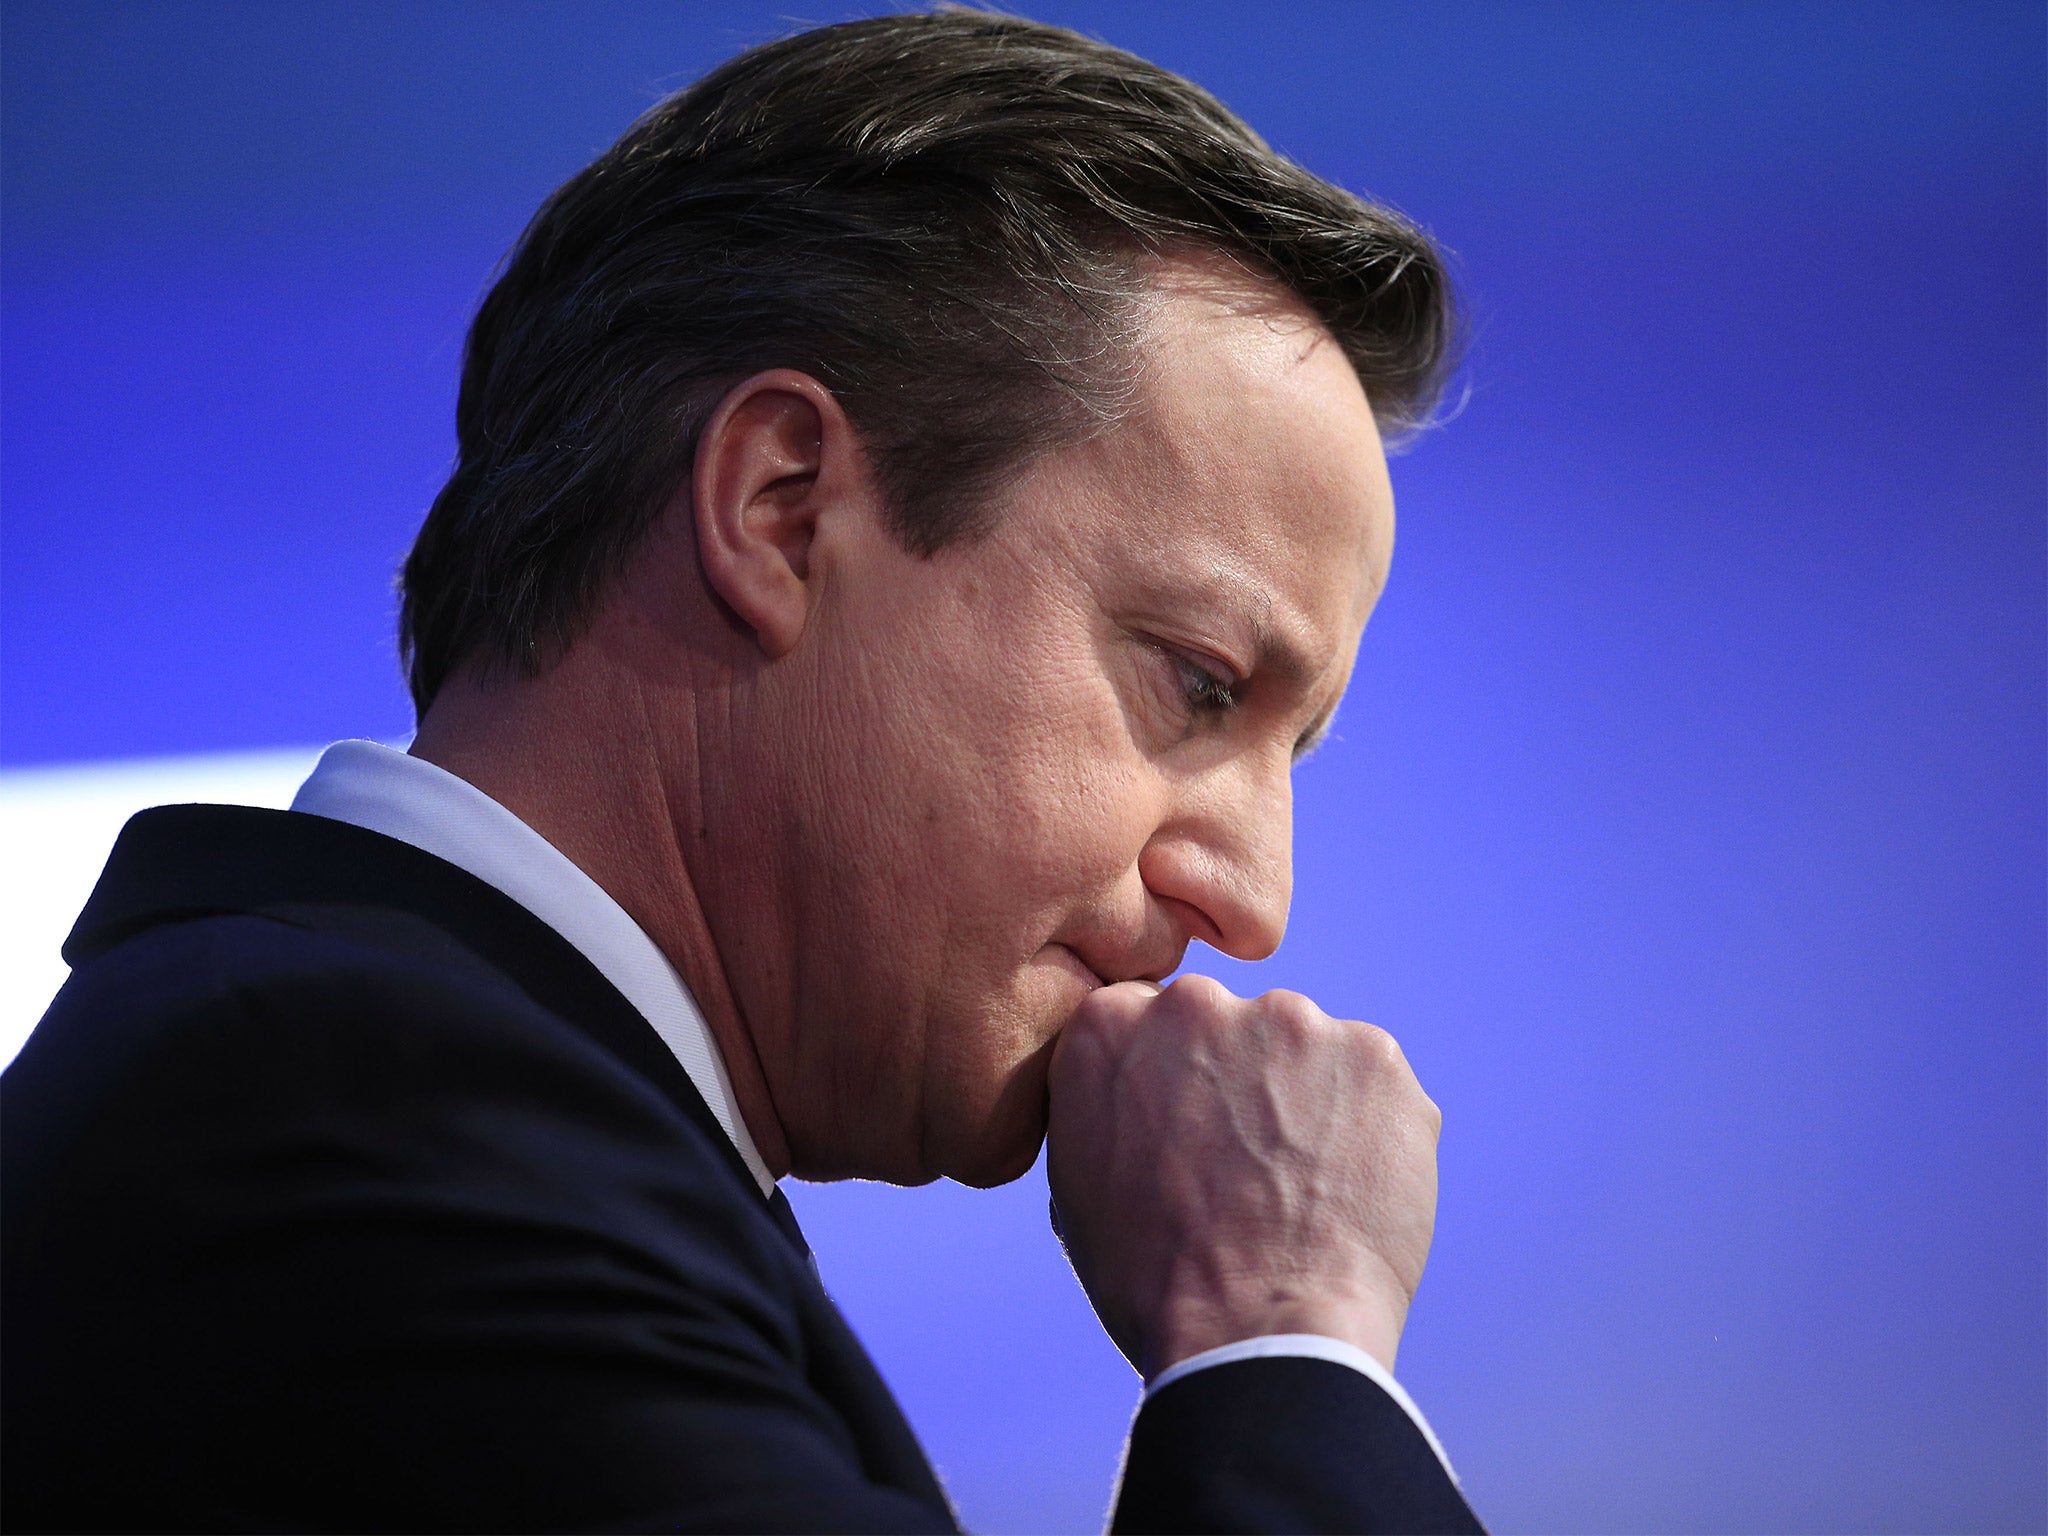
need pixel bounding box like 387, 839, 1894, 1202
1255, 987, 1325, 1042
1102, 976, 1158, 1011
1046, 1015, 1098, 1076
1165, 972, 1234, 1012
1096, 980, 1155, 1018
1354, 1021, 1410, 1073
1257, 987, 1316, 1019
1062, 989, 1135, 1047
1064, 992, 1112, 1034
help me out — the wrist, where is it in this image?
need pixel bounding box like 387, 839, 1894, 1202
1145, 1284, 1409, 1381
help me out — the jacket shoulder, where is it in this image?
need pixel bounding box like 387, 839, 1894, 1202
3, 913, 960, 1531
6, 909, 799, 1315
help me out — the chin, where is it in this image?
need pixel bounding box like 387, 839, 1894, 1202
792, 1104, 1044, 1189
946, 1119, 1049, 1189
787, 1035, 1053, 1187
797, 962, 1074, 1188
924, 1002, 1062, 1189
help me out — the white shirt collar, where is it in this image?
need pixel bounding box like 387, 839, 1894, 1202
289, 739, 775, 1194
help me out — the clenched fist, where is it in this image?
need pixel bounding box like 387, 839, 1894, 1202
1046, 975, 1442, 1381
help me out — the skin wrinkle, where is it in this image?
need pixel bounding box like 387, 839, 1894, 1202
413, 254, 1393, 1191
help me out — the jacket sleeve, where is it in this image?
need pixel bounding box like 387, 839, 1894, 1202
1111, 1356, 1486, 1535
3, 917, 957, 1534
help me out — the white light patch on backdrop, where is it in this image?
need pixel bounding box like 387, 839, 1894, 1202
0, 747, 327, 1072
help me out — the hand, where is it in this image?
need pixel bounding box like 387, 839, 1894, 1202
1045, 974, 1441, 1381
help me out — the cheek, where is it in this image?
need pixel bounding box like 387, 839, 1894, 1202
851, 567, 1116, 838
933, 649, 1150, 918
799, 564, 1155, 1054
795, 584, 1139, 949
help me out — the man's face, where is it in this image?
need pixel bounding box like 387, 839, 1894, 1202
737, 265, 1396, 1185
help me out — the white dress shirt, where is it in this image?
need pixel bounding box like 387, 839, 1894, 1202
289, 739, 1452, 1479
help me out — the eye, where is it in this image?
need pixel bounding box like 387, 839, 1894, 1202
1173, 652, 1240, 718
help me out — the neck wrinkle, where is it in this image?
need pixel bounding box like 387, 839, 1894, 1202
633, 676, 795, 1182
412, 661, 794, 1180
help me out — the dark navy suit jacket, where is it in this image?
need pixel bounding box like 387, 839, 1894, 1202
2, 805, 1483, 1533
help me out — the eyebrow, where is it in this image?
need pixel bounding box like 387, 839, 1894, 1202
1242, 612, 1339, 762
1143, 564, 1345, 759
1292, 706, 1337, 762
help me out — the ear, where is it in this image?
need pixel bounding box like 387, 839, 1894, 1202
690, 369, 867, 660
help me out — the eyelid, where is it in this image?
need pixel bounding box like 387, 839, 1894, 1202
1164, 639, 1245, 688
1171, 650, 1239, 712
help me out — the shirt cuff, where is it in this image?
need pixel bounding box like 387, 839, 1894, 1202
1144, 1333, 1458, 1484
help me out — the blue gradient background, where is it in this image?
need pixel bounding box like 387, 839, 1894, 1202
4, 3, 2042, 1531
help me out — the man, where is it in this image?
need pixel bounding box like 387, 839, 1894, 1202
4, 11, 1481, 1532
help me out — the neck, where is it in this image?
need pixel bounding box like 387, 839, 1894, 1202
408, 645, 793, 1179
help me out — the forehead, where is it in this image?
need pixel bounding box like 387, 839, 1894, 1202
1021, 262, 1395, 664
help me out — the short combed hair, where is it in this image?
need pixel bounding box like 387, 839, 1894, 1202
399, 7, 1458, 712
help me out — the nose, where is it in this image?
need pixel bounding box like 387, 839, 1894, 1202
1137, 754, 1293, 963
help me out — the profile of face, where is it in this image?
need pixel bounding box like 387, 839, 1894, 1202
686, 262, 1396, 1187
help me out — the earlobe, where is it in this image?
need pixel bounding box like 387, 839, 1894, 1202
690, 370, 851, 660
